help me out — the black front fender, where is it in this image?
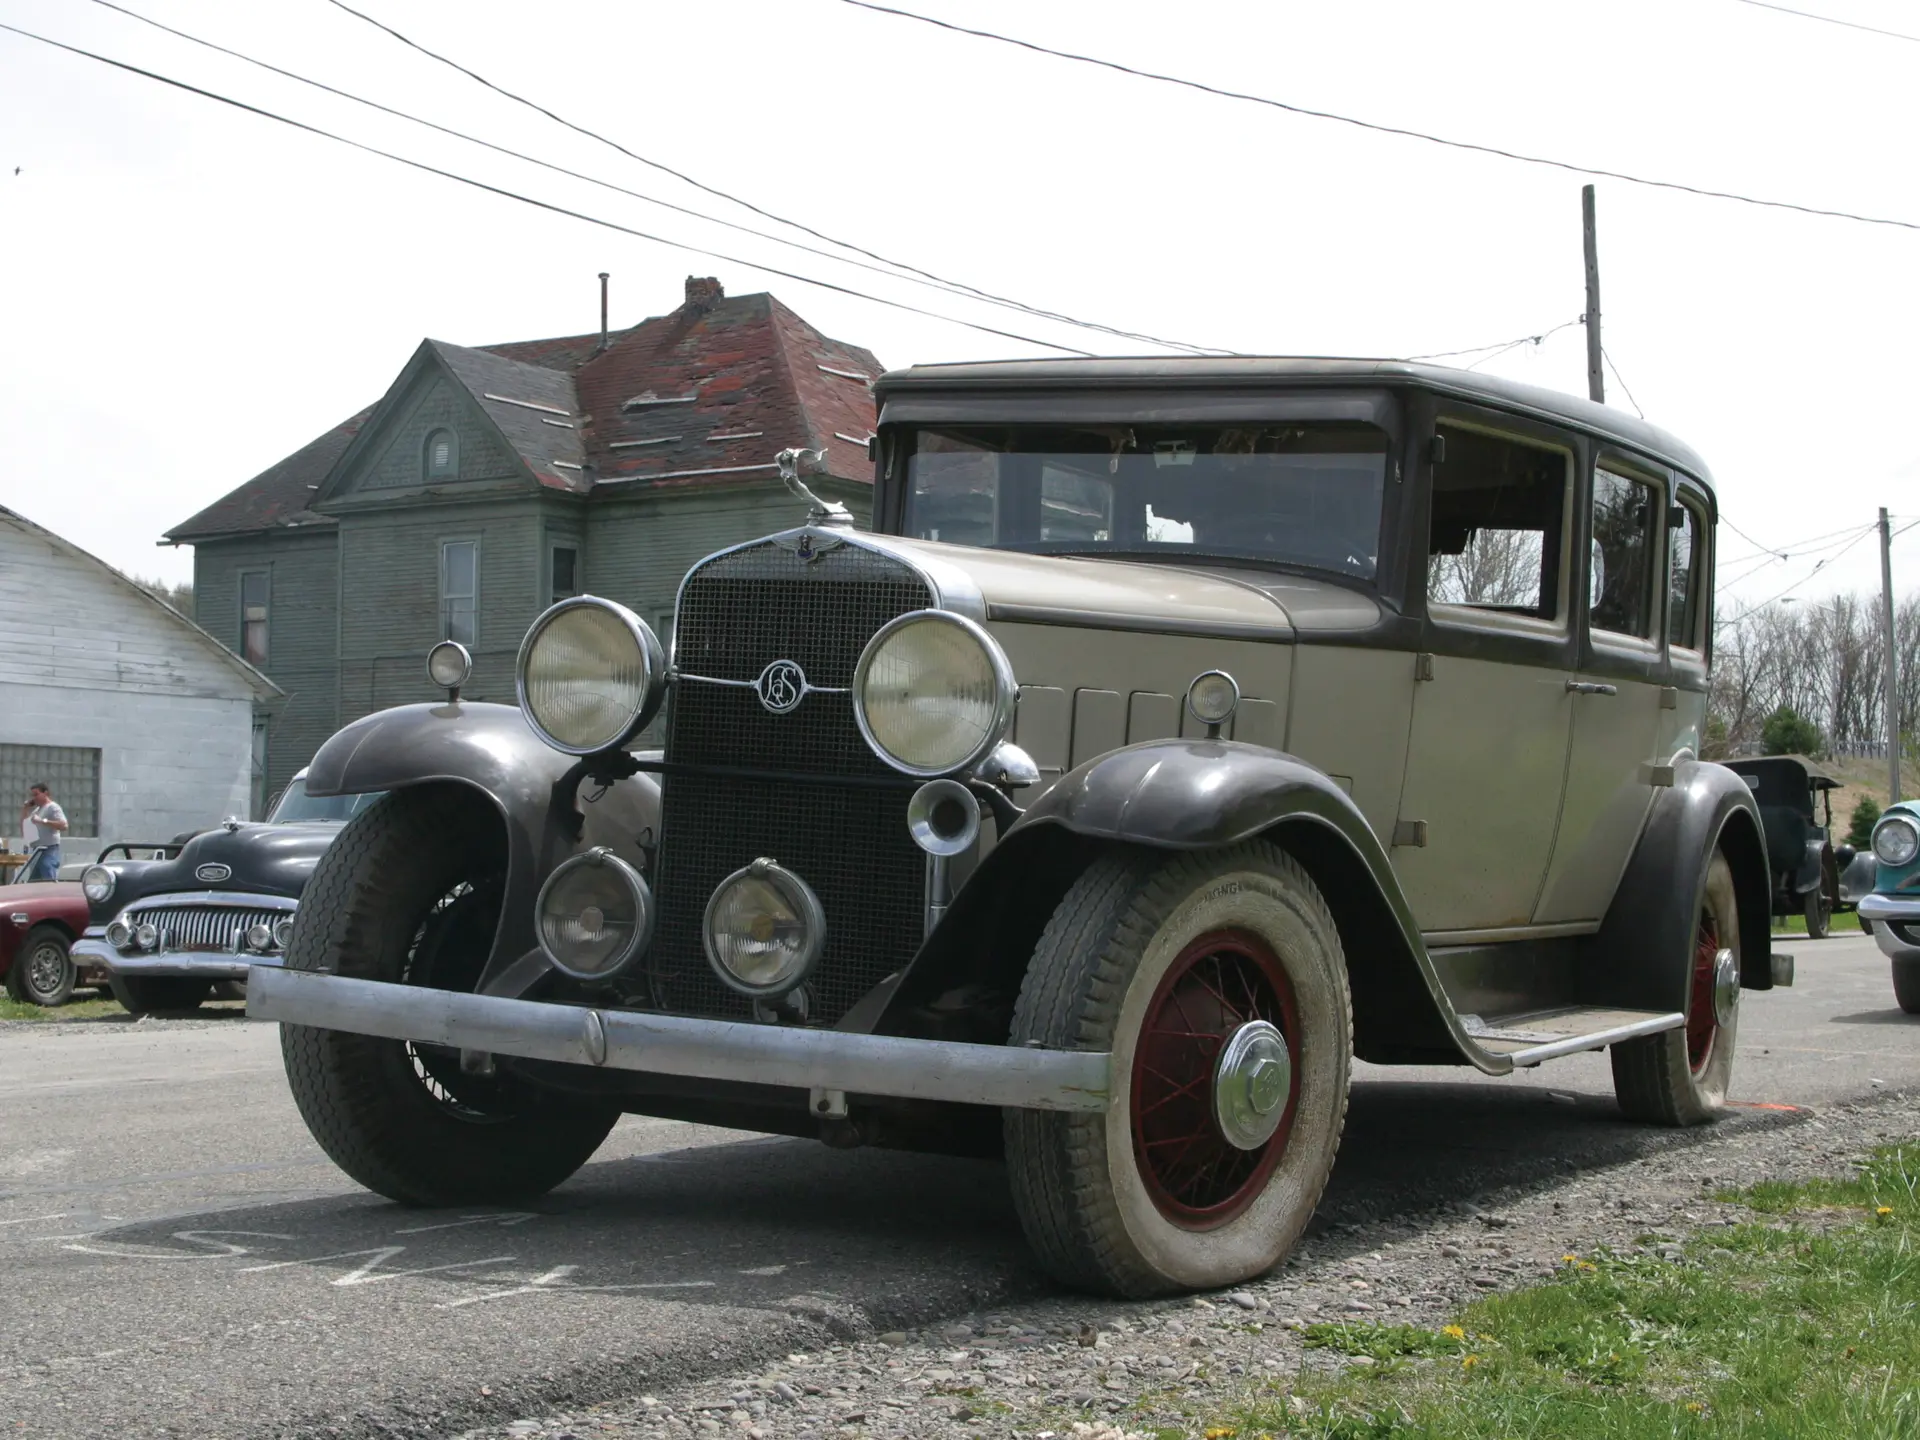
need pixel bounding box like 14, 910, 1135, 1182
306, 703, 661, 991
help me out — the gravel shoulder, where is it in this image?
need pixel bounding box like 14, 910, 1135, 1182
446, 1088, 1916, 1440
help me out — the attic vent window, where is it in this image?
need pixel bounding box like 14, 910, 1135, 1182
608, 436, 681, 449
552, 460, 585, 471
706, 431, 764, 442
621, 392, 699, 411
834, 432, 874, 446
540, 417, 575, 429
425, 428, 458, 480
817, 364, 873, 383
482, 392, 571, 417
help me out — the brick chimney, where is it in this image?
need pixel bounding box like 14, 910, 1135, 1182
684, 276, 723, 313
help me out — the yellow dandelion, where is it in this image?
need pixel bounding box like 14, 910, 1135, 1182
1876, 1206, 1894, 1217
1441, 1325, 1466, 1340
1577, 1261, 1597, 1272
1561, 1254, 1579, 1265
1686, 1402, 1705, 1414
1203, 1428, 1237, 1440
1462, 1355, 1480, 1370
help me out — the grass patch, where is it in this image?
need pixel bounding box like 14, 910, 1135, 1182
1773, 909, 1864, 936
0, 992, 126, 1022
1216, 1146, 1920, 1438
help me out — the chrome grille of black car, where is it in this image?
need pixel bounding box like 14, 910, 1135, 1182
127, 903, 285, 952
649, 538, 934, 1024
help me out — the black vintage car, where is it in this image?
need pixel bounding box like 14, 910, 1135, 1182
70, 771, 384, 1013
1718, 755, 1849, 938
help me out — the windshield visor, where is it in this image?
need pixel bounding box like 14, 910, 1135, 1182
904, 422, 1387, 579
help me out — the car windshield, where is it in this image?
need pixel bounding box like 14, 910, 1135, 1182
902, 422, 1389, 579
267, 779, 385, 823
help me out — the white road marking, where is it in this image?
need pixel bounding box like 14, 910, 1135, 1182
239, 1244, 517, 1286
392, 1212, 537, 1233
62, 1229, 293, 1260
0, 1212, 69, 1226
438, 1267, 717, 1309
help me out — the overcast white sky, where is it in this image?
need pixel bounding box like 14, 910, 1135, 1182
2, 0, 1916, 609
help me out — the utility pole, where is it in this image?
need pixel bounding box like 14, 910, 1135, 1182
1582, 184, 1604, 404
1882, 506, 1901, 801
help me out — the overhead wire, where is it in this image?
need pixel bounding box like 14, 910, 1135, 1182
317, 0, 1225, 355
0, 19, 1101, 355
1727, 524, 1880, 607
837, 0, 1920, 235
84, 0, 1218, 356
1729, 0, 1920, 45
1600, 348, 1644, 418
1401, 317, 1582, 363
1715, 523, 1879, 587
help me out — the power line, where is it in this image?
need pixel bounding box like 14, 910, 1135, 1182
1600, 347, 1644, 419
1719, 518, 1876, 565
88, 0, 1220, 355
1735, 524, 1880, 608
1730, 0, 1920, 45
1402, 317, 1582, 363
838, 0, 1920, 235
0, 19, 1100, 355
318, 0, 1224, 355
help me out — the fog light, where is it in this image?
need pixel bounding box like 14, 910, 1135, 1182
133, 921, 158, 951
702, 859, 824, 999
246, 922, 274, 952
272, 917, 295, 950
1185, 669, 1240, 731
536, 847, 652, 981
106, 919, 132, 950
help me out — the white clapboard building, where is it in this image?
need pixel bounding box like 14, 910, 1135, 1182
1, 505, 280, 865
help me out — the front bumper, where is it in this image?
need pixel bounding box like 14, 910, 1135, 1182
1859, 893, 1920, 960
247, 966, 1112, 1113
73, 938, 281, 982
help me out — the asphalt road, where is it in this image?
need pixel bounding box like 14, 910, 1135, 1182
2, 932, 1912, 1439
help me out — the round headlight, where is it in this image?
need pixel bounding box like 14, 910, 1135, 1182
106, 919, 131, 950
272, 917, 295, 950
852, 610, 1016, 778
81, 864, 116, 904
536, 847, 653, 981
703, 858, 824, 998
133, 921, 158, 951
1873, 813, 1920, 868
517, 598, 666, 755
1186, 670, 1241, 728
427, 639, 473, 691
246, 922, 274, 952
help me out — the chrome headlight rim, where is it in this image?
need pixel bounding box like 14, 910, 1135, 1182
515, 596, 668, 757
535, 846, 655, 983
1873, 813, 1920, 868
81, 864, 116, 904
851, 609, 1017, 780
701, 858, 826, 999
427, 638, 474, 691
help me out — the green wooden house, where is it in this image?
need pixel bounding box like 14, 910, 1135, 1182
167, 277, 881, 806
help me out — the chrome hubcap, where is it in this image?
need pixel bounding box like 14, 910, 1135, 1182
1712, 947, 1739, 1027
29, 945, 65, 994
1213, 1019, 1293, 1151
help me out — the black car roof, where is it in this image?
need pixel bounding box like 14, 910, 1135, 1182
1721, 754, 1843, 789
874, 356, 1715, 496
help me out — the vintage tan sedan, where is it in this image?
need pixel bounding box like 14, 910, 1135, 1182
252, 359, 1785, 1297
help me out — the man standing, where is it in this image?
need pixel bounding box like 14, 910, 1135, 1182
19, 783, 68, 882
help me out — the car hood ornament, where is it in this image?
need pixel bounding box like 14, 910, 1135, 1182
775, 447, 854, 531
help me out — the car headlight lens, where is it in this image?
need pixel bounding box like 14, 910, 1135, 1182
1186, 670, 1241, 728
133, 921, 158, 951
852, 610, 1015, 777
517, 598, 666, 755
245, 922, 274, 952
272, 917, 295, 950
703, 859, 824, 998
81, 865, 116, 904
536, 848, 653, 981
1873, 814, 1920, 867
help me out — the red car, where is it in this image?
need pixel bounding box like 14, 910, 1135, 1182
2, 880, 108, 1007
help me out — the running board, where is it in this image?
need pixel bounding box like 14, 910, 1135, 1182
1457, 1007, 1685, 1067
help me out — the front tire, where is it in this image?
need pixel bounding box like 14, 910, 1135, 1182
1004, 841, 1351, 1297
1612, 852, 1741, 1125
1893, 956, 1920, 1015
7, 927, 75, 1006
279, 787, 618, 1206
1804, 887, 1831, 939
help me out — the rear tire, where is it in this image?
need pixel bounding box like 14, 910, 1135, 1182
1612, 852, 1740, 1125
7, 927, 75, 1006
108, 975, 211, 1014
1004, 841, 1351, 1297
1893, 956, 1920, 1015
1803, 887, 1831, 939
279, 786, 617, 1206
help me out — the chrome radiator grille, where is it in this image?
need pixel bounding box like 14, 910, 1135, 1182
127, 903, 284, 952
649, 539, 934, 1023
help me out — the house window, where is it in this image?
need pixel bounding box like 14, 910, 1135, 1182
1590, 468, 1659, 639
425, 428, 458, 481
550, 545, 579, 606
250, 714, 270, 820
239, 569, 270, 666
0, 744, 101, 838
441, 540, 477, 647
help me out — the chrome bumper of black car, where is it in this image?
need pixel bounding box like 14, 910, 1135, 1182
73, 939, 280, 982
246, 967, 1112, 1113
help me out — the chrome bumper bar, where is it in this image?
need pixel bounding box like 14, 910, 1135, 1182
74, 939, 280, 982
247, 967, 1112, 1113
1858, 893, 1920, 922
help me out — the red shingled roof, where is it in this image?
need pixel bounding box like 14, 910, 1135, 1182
167, 280, 880, 542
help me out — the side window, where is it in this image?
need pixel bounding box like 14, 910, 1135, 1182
1590, 468, 1659, 639
440, 540, 477, 647
425, 429, 458, 481
239, 569, 270, 666
549, 544, 579, 606
1426, 424, 1567, 620
1667, 502, 1705, 649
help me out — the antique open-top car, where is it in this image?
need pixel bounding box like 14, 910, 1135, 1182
1717, 754, 1849, 937
252, 358, 1786, 1297
1858, 800, 1920, 1013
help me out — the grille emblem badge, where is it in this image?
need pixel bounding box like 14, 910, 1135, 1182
195, 863, 232, 883
756, 660, 808, 715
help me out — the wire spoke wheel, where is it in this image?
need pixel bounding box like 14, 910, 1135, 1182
1131, 931, 1299, 1227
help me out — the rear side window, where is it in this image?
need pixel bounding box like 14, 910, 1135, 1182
1668, 502, 1705, 650
1426, 424, 1568, 620
1590, 467, 1659, 639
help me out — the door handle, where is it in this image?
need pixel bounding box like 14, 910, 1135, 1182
1566, 680, 1618, 696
